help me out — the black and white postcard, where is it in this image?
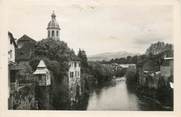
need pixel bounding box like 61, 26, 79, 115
0, 0, 180, 117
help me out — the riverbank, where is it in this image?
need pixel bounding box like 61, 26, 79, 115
136, 86, 173, 111
123, 61, 173, 111
86, 77, 171, 111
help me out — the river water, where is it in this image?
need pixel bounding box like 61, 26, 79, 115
86, 77, 165, 111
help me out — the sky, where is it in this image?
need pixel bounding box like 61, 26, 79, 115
6, 0, 173, 56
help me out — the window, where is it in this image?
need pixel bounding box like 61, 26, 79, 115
78, 71, 79, 77
77, 63, 79, 67
70, 72, 74, 78
52, 30, 54, 37
74, 62, 77, 67
56, 31, 59, 36
75, 71, 77, 77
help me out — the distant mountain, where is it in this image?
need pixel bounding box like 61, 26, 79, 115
88, 51, 140, 61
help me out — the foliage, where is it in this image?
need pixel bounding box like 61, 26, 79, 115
88, 62, 113, 84
102, 42, 173, 65
114, 68, 127, 77
33, 39, 75, 61
16, 62, 34, 84
102, 55, 138, 64
30, 39, 76, 78
125, 68, 137, 86
137, 52, 165, 72
78, 49, 88, 68
9, 84, 36, 110
145, 41, 173, 56
29, 38, 77, 109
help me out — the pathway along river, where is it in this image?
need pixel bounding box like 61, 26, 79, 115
86, 77, 166, 111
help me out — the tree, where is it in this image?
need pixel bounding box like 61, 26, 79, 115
145, 41, 173, 56
77, 49, 88, 68
29, 38, 78, 109
30, 39, 75, 79
88, 62, 113, 84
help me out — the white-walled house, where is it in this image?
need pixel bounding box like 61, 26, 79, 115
8, 32, 22, 109
160, 56, 173, 87
68, 59, 81, 103
8, 32, 21, 87
8, 32, 17, 63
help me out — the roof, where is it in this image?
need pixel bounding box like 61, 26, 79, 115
37, 60, 47, 68
8, 32, 17, 48
47, 12, 60, 30
18, 34, 36, 43
33, 68, 49, 74
33, 60, 49, 74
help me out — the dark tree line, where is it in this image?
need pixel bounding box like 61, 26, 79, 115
101, 41, 173, 65
109, 55, 138, 64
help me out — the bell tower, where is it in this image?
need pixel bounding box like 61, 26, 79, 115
47, 11, 60, 40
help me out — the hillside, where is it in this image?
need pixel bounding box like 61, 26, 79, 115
88, 51, 140, 61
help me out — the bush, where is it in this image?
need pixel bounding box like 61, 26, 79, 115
115, 68, 127, 77
126, 69, 137, 86
88, 62, 113, 84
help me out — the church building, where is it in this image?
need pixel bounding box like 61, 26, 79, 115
47, 11, 82, 105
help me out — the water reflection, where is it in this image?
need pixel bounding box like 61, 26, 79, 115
86, 77, 165, 111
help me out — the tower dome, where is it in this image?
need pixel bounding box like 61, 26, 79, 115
47, 11, 60, 40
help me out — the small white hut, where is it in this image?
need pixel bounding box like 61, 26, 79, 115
33, 60, 51, 86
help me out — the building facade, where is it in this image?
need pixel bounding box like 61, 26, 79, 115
8, 32, 17, 63
160, 57, 173, 85
68, 60, 81, 104
8, 32, 20, 90
137, 55, 173, 89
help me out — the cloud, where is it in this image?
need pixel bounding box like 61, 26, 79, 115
134, 36, 165, 45
7, 1, 173, 55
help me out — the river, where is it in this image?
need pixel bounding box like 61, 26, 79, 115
86, 77, 166, 111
